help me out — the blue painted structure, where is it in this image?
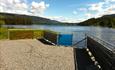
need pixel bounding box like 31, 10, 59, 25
58, 34, 73, 46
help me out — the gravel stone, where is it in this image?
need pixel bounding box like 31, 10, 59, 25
0, 39, 75, 70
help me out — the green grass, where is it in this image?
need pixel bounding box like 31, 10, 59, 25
0, 27, 8, 39
8, 29, 44, 40
33, 30, 44, 39
0, 28, 59, 40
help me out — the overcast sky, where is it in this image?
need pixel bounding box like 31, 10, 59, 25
0, 0, 115, 23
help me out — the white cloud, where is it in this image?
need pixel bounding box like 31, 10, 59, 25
0, 0, 49, 16
31, 1, 49, 15
85, 13, 93, 19
102, 5, 115, 15
47, 16, 64, 21
88, 2, 104, 12
85, 0, 115, 19
0, 6, 4, 12
70, 0, 115, 21
15, 3, 28, 10
46, 16, 83, 23
0, 0, 29, 14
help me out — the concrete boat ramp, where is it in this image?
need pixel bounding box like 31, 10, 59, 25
0, 39, 75, 70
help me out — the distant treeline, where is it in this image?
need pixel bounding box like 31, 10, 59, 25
78, 14, 115, 28
0, 13, 32, 25
0, 12, 115, 28
0, 12, 78, 26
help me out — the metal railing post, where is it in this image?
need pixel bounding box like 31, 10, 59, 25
85, 33, 87, 48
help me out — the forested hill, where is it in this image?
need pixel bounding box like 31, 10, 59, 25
0, 12, 61, 25
77, 14, 115, 28
0, 12, 78, 25
1, 12, 115, 27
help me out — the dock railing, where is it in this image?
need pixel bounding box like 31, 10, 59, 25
86, 33, 115, 53
86, 33, 115, 70
72, 31, 88, 48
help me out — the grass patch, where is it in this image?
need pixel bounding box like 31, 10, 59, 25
0, 27, 8, 39
0, 28, 59, 40
33, 30, 44, 39
8, 29, 44, 40
9, 29, 34, 40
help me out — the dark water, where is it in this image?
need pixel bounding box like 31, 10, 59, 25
3, 25, 115, 47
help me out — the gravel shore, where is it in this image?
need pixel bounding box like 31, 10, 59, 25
0, 39, 75, 70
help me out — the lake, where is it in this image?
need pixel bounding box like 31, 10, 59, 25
2, 25, 115, 48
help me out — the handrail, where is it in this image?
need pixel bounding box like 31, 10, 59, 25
72, 37, 86, 47
86, 33, 115, 52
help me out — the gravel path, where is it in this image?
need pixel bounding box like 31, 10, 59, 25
0, 39, 75, 70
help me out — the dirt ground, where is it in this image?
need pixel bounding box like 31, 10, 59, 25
0, 39, 75, 70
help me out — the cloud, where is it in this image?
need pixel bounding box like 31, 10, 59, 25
46, 16, 83, 23
47, 16, 64, 22
0, 0, 29, 14
31, 1, 49, 15
102, 5, 115, 15
0, 0, 49, 16
88, 2, 104, 12
15, 3, 28, 10
85, 13, 93, 18
85, 0, 115, 18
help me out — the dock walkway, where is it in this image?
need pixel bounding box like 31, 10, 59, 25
0, 39, 75, 70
